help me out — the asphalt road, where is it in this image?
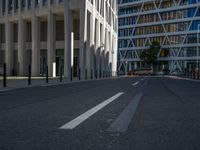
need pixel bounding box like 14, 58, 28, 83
0, 77, 200, 150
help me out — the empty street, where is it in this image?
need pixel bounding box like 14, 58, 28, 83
0, 77, 200, 150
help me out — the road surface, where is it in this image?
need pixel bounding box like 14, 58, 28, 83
0, 77, 200, 150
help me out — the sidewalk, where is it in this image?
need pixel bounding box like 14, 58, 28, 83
166, 75, 200, 82
0, 76, 119, 91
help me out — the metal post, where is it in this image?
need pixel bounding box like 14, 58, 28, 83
46, 66, 49, 83
79, 68, 81, 80
91, 69, 93, 80
193, 70, 195, 79
197, 24, 200, 74
85, 69, 87, 80
28, 64, 31, 85
3, 63, 6, 87
70, 67, 73, 81
60, 66, 63, 82
199, 69, 200, 80
106, 71, 108, 78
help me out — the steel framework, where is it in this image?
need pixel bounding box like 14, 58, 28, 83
118, 0, 200, 73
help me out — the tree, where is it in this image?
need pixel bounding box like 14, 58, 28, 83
140, 41, 161, 69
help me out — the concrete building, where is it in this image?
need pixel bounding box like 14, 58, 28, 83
118, 0, 200, 74
0, 0, 118, 78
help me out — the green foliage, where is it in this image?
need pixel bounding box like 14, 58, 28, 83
140, 41, 161, 65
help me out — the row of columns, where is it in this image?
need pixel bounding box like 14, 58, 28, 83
0, 0, 63, 15
80, 0, 117, 78
1, 0, 117, 78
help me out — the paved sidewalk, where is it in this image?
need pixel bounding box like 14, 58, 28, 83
166, 75, 200, 82
0, 76, 119, 91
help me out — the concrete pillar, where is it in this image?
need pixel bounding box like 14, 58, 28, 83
5, 0, 8, 15
102, 29, 107, 74
31, 14, 40, 76
12, 0, 14, 14
86, 13, 94, 78
79, 0, 87, 79
0, 0, 2, 15
5, 20, 12, 75
134, 61, 137, 70
18, 17, 25, 76
26, 0, 28, 10
112, 36, 118, 76
108, 32, 112, 72
100, 24, 105, 76
47, 11, 55, 77
64, 1, 73, 78
89, 1, 96, 78
96, 21, 101, 77
184, 60, 187, 69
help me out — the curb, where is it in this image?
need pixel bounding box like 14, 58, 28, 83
0, 76, 121, 92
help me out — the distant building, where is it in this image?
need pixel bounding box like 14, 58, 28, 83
118, 0, 200, 74
0, 0, 118, 78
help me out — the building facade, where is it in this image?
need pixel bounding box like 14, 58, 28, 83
118, 0, 200, 74
0, 0, 118, 78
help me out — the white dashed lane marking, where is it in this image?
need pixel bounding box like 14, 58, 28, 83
60, 92, 124, 130
132, 81, 140, 86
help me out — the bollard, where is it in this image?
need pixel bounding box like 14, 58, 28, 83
99, 70, 101, 79
91, 69, 93, 80
3, 63, 6, 87
60, 66, 63, 82
95, 70, 97, 79
198, 69, 200, 80
70, 67, 73, 81
28, 64, 31, 85
106, 71, 108, 78
193, 71, 195, 79
46, 66, 49, 83
79, 68, 81, 80
85, 69, 87, 80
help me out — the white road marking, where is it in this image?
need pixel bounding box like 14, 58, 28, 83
108, 93, 143, 132
42, 84, 59, 87
132, 81, 140, 86
60, 92, 124, 130
0, 89, 13, 92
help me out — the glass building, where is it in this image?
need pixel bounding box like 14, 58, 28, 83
118, 0, 200, 74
